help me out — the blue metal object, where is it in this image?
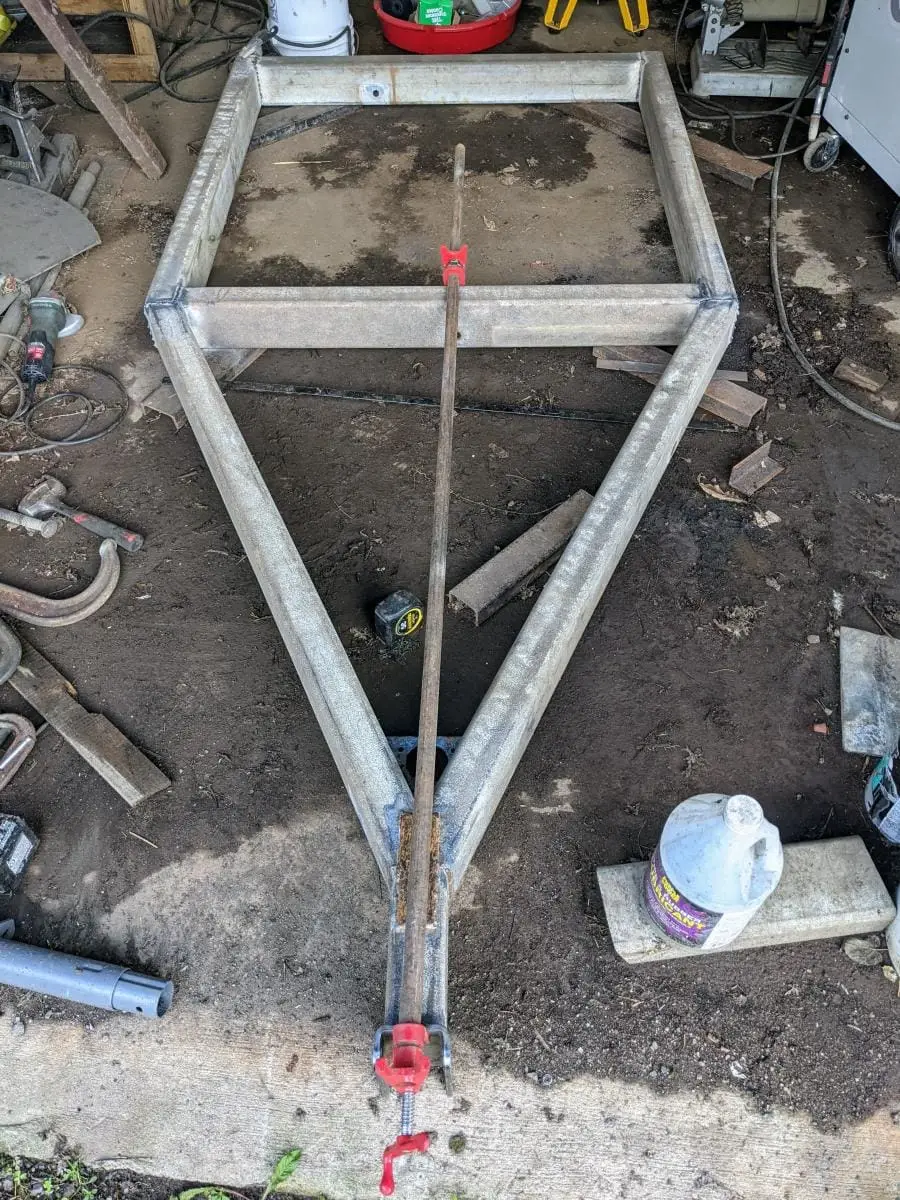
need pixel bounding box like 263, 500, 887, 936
0, 921, 173, 1017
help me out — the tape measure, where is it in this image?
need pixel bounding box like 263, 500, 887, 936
374, 590, 424, 649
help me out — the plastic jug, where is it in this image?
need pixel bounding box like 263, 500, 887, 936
644, 793, 783, 949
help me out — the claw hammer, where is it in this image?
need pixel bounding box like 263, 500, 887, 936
18, 477, 143, 553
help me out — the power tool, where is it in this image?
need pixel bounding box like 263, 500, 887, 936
20, 293, 83, 401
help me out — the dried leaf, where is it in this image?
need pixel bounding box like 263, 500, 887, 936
697, 474, 747, 505
842, 937, 883, 967
883, 964, 899, 984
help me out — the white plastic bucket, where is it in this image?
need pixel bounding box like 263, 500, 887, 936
268, 0, 356, 56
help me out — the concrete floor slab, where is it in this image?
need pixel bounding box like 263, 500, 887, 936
3, 1005, 898, 1200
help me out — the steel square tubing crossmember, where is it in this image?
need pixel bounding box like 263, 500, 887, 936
146, 44, 736, 1032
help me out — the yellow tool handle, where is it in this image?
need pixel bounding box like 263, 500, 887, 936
618, 0, 649, 33
543, 0, 578, 31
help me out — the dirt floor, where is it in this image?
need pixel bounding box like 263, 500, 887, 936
1, 0, 899, 1193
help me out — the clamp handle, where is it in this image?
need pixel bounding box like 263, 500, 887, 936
379, 1131, 430, 1196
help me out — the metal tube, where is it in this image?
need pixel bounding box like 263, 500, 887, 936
0, 923, 173, 1017
638, 53, 735, 297
436, 303, 737, 884
146, 305, 410, 881
254, 53, 644, 108
183, 284, 702, 350
149, 44, 261, 301
399, 144, 465, 1026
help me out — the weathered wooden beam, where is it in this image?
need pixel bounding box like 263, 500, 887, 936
17, 0, 165, 178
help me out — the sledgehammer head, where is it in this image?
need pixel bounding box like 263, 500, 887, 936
18, 476, 68, 518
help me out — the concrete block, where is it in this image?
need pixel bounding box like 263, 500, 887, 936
596, 837, 896, 964
840, 626, 900, 755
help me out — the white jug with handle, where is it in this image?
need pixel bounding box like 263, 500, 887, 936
644, 793, 783, 949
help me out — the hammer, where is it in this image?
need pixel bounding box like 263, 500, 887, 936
18, 477, 144, 553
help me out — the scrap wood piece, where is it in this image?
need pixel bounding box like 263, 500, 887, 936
833, 357, 888, 395
449, 490, 593, 625
728, 439, 784, 496
593, 344, 765, 428
594, 358, 749, 383
565, 103, 773, 192
596, 837, 896, 964
8, 638, 170, 806
840, 626, 900, 756
17, 0, 165, 180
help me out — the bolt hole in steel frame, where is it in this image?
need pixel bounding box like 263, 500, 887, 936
145, 35, 736, 1174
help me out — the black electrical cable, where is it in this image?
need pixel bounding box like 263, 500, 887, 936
63, 0, 267, 109
0, 351, 129, 457
768, 95, 900, 434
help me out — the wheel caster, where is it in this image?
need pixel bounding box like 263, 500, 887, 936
803, 131, 840, 174
889, 202, 900, 282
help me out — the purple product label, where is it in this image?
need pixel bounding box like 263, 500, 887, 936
643, 848, 721, 946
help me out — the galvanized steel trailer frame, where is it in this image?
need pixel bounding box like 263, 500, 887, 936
145, 44, 737, 1079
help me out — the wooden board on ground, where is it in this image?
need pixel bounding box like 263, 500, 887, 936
596, 837, 896, 964
0, 0, 169, 81
567, 102, 773, 192
449, 490, 593, 625
10, 639, 170, 806
593, 344, 766, 427
17, 0, 166, 177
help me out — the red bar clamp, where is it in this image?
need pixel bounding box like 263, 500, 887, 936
440, 244, 468, 287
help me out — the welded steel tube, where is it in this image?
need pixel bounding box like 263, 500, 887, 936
0, 925, 173, 1017
436, 304, 737, 884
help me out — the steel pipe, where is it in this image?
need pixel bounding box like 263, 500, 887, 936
0, 922, 173, 1017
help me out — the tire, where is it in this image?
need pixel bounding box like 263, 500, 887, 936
803, 132, 841, 174
889, 202, 900, 282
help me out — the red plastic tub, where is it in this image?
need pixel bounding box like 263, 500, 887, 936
374, 0, 521, 53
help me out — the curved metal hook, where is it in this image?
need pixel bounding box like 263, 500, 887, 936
0, 539, 121, 627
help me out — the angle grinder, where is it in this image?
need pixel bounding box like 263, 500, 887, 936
20, 293, 84, 401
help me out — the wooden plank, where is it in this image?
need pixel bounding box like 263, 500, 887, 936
449, 490, 593, 625
122, 0, 159, 64
10, 640, 170, 807
593, 344, 765, 427
17, 0, 165, 177
833, 357, 888, 394
597, 837, 896, 964
567, 102, 772, 192
0, 52, 159, 81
